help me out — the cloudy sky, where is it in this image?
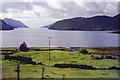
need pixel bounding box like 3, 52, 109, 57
0, 0, 119, 28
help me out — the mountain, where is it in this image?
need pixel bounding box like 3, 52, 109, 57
0, 19, 14, 30
49, 14, 120, 31
42, 24, 53, 28
3, 18, 28, 28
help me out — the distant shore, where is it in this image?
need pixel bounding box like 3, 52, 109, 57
112, 30, 120, 34
0, 46, 119, 48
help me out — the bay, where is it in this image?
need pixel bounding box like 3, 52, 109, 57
0, 28, 119, 47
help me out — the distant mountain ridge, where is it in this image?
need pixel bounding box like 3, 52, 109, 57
49, 14, 120, 31
0, 18, 28, 30
3, 18, 28, 28
0, 19, 14, 30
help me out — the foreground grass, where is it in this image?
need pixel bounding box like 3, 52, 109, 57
2, 60, 119, 79
0, 55, 2, 79
2, 48, 120, 79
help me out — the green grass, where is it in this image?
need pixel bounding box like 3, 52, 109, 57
2, 60, 119, 79
12, 50, 119, 68
83, 47, 119, 54
2, 48, 120, 79
0, 55, 2, 79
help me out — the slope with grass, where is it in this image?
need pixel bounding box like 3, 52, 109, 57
11, 50, 119, 68
2, 60, 119, 79
2, 49, 120, 79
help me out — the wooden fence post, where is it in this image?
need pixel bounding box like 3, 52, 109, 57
62, 74, 65, 80
41, 67, 45, 80
17, 64, 20, 80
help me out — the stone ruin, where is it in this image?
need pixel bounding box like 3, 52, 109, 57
20, 42, 29, 52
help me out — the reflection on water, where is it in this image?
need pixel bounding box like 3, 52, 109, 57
0, 28, 119, 47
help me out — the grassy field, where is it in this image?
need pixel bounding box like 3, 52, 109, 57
2, 61, 119, 79
78, 47, 119, 54
11, 50, 119, 68
2, 47, 120, 79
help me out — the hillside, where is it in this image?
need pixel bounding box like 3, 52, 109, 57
0, 19, 14, 30
49, 14, 120, 31
3, 18, 28, 28
42, 24, 53, 28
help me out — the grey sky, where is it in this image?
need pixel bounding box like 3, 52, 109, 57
0, 0, 119, 28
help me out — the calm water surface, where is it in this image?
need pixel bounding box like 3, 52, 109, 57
0, 28, 119, 47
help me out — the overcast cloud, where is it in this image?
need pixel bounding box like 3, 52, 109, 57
0, 0, 119, 28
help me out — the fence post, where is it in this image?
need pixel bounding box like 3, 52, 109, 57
41, 67, 45, 80
17, 64, 20, 80
62, 74, 65, 80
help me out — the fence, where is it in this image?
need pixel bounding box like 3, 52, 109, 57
2, 63, 66, 80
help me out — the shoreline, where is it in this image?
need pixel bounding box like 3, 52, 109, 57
0, 46, 119, 48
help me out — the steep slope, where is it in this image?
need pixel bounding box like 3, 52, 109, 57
0, 19, 14, 30
42, 24, 53, 28
3, 18, 28, 28
49, 14, 119, 31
